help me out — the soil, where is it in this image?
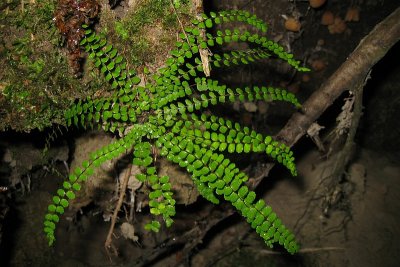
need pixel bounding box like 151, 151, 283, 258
1, 0, 400, 267
1, 143, 399, 267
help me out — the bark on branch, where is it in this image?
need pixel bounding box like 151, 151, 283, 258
131, 7, 400, 267
276, 7, 400, 146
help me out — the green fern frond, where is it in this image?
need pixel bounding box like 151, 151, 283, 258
158, 134, 299, 253
131, 141, 176, 230
44, 126, 146, 245
172, 114, 296, 176
192, 10, 268, 33
44, 10, 309, 254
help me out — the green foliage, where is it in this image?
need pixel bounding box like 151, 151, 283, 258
172, 0, 188, 9
44, 126, 148, 245
105, 0, 191, 68
0, 0, 91, 131
44, 10, 309, 254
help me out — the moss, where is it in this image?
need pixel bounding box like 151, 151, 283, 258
100, 0, 193, 69
0, 0, 194, 132
0, 0, 88, 131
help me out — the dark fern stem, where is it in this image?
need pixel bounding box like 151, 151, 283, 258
43, 10, 309, 254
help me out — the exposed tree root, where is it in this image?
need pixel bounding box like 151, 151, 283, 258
105, 164, 133, 258
276, 7, 400, 146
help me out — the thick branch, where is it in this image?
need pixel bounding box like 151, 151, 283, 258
131, 7, 400, 266
276, 7, 400, 146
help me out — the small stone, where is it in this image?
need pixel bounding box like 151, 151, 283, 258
311, 59, 326, 71
321, 11, 334, 25
120, 222, 139, 242
284, 17, 301, 32
309, 0, 326, 9
345, 7, 360, 22
243, 102, 258, 112
328, 17, 347, 34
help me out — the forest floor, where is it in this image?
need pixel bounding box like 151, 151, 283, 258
1, 1, 399, 266
1, 144, 399, 267
186, 146, 400, 267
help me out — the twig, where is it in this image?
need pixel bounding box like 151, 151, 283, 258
104, 164, 133, 258
199, 11, 391, 256
276, 7, 400, 147
196, 6, 399, 258
126, 7, 400, 266
193, 0, 211, 76
170, 0, 190, 45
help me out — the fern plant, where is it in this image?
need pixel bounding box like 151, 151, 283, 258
43, 10, 309, 254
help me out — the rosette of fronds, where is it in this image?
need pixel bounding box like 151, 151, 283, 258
44, 10, 309, 254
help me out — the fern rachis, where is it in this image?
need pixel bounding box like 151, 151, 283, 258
43, 10, 309, 255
